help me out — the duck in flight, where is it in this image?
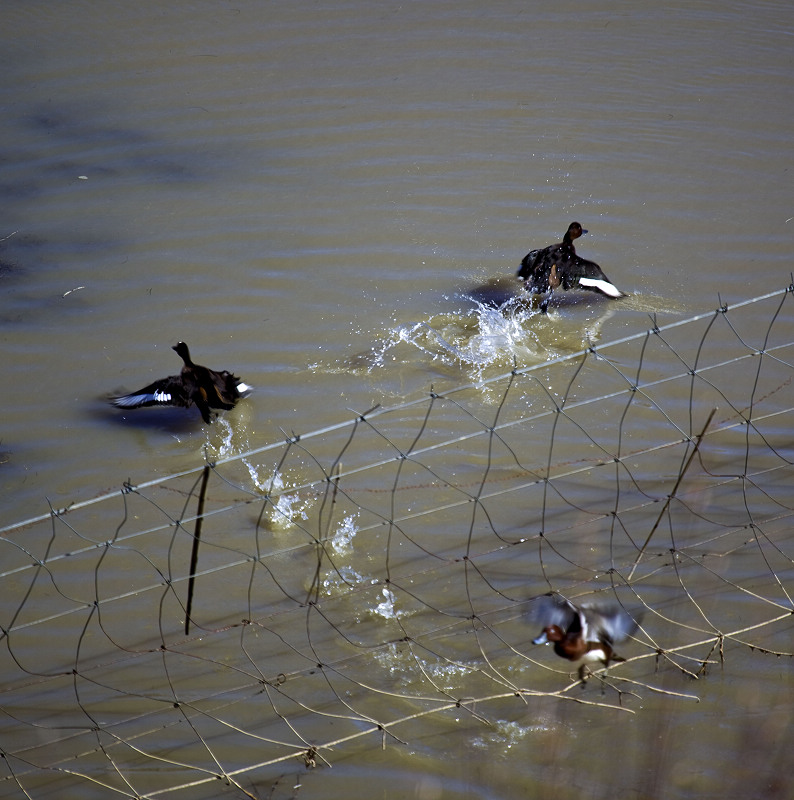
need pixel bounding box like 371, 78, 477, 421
517, 222, 626, 312
111, 342, 251, 423
531, 593, 641, 682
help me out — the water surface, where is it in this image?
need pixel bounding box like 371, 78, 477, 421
1, 2, 792, 798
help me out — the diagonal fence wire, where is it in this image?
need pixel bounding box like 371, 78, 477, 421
1, 285, 793, 798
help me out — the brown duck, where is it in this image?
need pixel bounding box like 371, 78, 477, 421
517, 222, 626, 312
111, 342, 251, 423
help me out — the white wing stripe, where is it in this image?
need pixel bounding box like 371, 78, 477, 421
578, 277, 624, 298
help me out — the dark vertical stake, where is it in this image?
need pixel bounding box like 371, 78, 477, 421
628, 408, 716, 580
185, 464, 210, 635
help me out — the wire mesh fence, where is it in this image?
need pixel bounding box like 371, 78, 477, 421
1, 285, 793, 798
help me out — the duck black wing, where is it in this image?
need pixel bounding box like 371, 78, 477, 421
518, 243, 572, 291
565, 256, 626, 298
180, 368, 252, 423
208, 370, 251, 408
189, 369, 251, 411
517, 247, 543, 280
110, 376, 191, 411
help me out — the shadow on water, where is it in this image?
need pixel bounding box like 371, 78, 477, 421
99, 399, 208, 435
24, 106, 201, 183
462, 275, 526, 309
460, 275, 629, 315
0, 102, 219, 236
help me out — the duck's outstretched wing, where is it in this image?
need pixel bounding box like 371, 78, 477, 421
577, 277, 625, 298
531, 594, 577, 640
584, 605, 642, 645
570, 257, 627, 298
517, 248, 542, 279
110, 376, 190, 410
205, 371, 252, 409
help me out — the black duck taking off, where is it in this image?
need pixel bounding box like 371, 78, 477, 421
111, 342, 251, 423
517, 222, 626, 312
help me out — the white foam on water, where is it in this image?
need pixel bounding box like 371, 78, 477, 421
371, 297, 546, 383
331, 513, 359, 556
242, 464, 313, 530
374, 586, 398, 619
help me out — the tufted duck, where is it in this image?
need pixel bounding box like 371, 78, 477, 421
110, 342, 251, 423
532, 594, 641, 682
517, 222, 626, 312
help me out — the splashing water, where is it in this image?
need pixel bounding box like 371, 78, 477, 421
212, 417, 237, 458
243, 463, 312, 530
374, 586, 398, 619
372, 297, 546, 382
329, 286, 619, 387
331, 513, 359, 556
204, 416, 250, 462
322, 566, 371, 597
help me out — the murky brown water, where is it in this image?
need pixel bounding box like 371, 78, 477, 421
2, 1, 793, 798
